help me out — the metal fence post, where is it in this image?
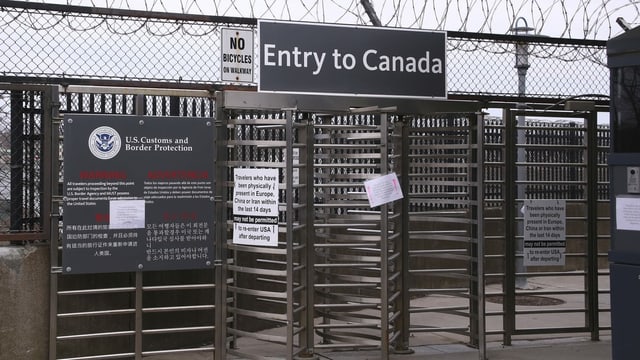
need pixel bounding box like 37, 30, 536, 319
398, 115, 412, 353
47, 85, 61, 360
503, 109, 516, 346
214, 92, 227, 360
585, 110, 600, 341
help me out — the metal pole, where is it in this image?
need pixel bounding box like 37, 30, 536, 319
47, 85, 62, 360
214, 91, 228, 360
503, 108, 516, 346
585, 111, 600, 341
475, 112, 486, 359
359, 0, 382, 26
134, 95, 145, 360
398, 116, 413, 353
303, 115, 316, 358
380, 112, 390, 360
285, 109, 295, 360
511, 17, 533, 290
10, 90, 24, 233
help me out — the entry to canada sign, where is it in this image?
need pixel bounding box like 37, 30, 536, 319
62, 115, 215, 274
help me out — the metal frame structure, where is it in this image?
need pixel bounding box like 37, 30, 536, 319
485, 108, 610, 344
0, 83, 611, 359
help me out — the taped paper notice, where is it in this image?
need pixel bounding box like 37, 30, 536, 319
364, 173, 403, 208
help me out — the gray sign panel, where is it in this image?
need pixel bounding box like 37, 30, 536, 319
62, 115, 215, 274
259, 20, 447, 98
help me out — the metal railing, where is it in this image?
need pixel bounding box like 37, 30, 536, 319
0, 84, 612, 359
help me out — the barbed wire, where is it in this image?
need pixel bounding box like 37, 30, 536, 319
30, 0, 640, 40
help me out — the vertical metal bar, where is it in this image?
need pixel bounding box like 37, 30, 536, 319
10, 90, 24, 232
470, 114, 479, 348
503, 109, 516, 346
47, 85, 61, 360
170, 96, 180, 117
133, 94, 144, 360
134, 94, 145, 116
214, 91, 227, 360
303, 116, 316, 357
42, 87, 55, 247
28, 91, 36, 228
285, 109, 295, 360
585, 110, 600, 341
78, 92, 84, 113
135, 94, 145, 117
100, 93, 106, 114
398, 115, 412, 353
380, 112, 390, 360
475, 112, 487, 359
135, 272, 143, 360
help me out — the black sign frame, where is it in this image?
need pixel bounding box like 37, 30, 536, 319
62, 114, 215, 274
259, 20, 447, 99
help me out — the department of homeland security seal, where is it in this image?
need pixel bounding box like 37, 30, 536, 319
88, 126, 121, 160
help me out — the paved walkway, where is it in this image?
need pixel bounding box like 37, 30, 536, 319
324, 337, 612, 360
146, 274, 612, 360
146, 337, 611, 359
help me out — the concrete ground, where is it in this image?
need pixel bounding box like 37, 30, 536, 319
145, 337, 611, 360
145, 273, 612, 359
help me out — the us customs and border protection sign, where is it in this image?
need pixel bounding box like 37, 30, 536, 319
62, 115, 215, 274
221, 27, 254, 83
259, 20, 446, 98
523, 199, 566, 266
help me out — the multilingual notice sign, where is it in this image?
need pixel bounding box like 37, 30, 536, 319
62, 115, 215, 274
523, 199, 566, 266
232, 168, 279, 247
258, 20, 447, 98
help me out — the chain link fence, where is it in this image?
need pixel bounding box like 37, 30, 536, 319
0, 3, 609, 102
0, 88, 44, 238
0, 2, 612, 242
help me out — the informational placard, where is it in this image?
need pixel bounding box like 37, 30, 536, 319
62, 115, 215, 274
364, 172, 404, 208
523, 199, 566, 266
232, 168, 279, 247
259, 20, 446, 98
221, 27, 254, 83
615, 196, 640, 231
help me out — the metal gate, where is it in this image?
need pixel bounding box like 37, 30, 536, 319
483, 108, 610, 344
215, 91, 484, 360
401, 112, 485, 352
4, 84, 612, 360
51, 87, 221, 360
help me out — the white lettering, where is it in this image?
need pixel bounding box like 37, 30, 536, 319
264, 44, 276, 66
312, 52, 326, 75
363, 50, 443, 74
363, 49, 377, 71
263, 45, 326, 75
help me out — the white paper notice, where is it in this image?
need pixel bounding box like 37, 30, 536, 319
109, 199, 145, 229
522, 199, 566, 266
364, 172, 404, 208
232, 168, 279, 247
616, 196, 640, 231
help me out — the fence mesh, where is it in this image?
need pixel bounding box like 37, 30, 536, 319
0, 4, 609, 101
0, 89, 44, 236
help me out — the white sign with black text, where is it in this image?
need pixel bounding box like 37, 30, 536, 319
364, 172, 403, 208
523, 199, 566, 266
232, 168, 279, 247
221, 28, 254, 83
